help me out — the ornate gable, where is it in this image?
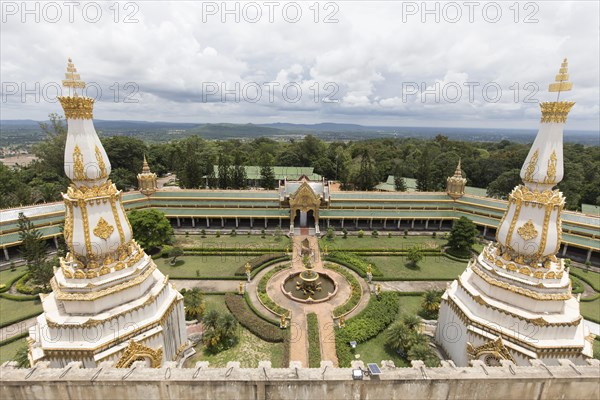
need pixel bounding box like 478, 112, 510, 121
289, 181, 321, 212
115, 340, 163, 368
466, 337, 514, 366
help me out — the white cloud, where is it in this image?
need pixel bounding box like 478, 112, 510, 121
0, 1, 598, 130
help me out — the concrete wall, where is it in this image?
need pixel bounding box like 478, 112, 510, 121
2, 359, 599, 400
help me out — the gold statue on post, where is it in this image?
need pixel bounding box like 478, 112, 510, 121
238, 282, 245, 295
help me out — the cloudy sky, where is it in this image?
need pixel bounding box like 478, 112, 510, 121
1, 1, 599, 130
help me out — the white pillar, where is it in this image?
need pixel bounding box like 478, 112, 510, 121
279, 217, 282, 228
425, 220, 429, 230
264, 217, 267, 228
53, 236, 59, 249
176, 217, 181, 228
439, 219, 443, 230
236, 217, 239, 228
586, 249, 592, 263
250, 217, 254, 228
191, 217, 195, 228
562, 244, 568, 257
206, 217, 210, 228
327, 219, 330, 228
3, 248, 8, 261
397, 219, 401, 229
355, 219, 358, 228
384, 219, 387, 229
483, 226, 488, 237
221, 217, 224, 228
369, 218, 373, 229
341, 218, 344, 228
411, 219, 415, 229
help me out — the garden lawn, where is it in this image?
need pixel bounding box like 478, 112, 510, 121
174, 234, 290, 250
0, 266, 27, 287
184, 326, 285, 368
0, 298, 42, 326
580, 299, 600, 323
157, 256, 245, 279
365, 255, 467, 280
354, 295, 422, 367
204, 295, 228, 313
0, 337, 27, 364
320, 236, 442, 251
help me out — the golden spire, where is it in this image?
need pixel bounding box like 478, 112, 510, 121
454, 158, 462, 177
548, 58, 572, 99
142, 154, 151, 173
62, 58, 86, 97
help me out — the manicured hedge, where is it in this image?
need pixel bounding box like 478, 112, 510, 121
307, 313, 321, 368
184, 247, 284, 253
224, 293, 285, 342
0, 309, 42, 329
335, 292, 401, 367
233, 253, 289, 276
325, 264, 362, 318
0, 292, 39, 301
0, 272, 27, 294
0, 331, 28, 347
325, 252, 382, 277
569, 268, 600, 293
15, 274, 44, 295
581, 293, 600, 302
257, 265, 290, 316
570, 276, 585, 294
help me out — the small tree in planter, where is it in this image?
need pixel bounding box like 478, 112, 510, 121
358, 230, 364, 238
342, 228, 348, 239
216, 230, 221, 238
200, 229, 206, 238
261, 229, 266, 238
371, 230, 379, 238
325, 227, 335, 241
230, 229, 237, 237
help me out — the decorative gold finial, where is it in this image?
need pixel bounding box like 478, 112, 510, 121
548, 58, 572, 94
62, 58, 86, 96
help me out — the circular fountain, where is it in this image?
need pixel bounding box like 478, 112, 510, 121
282, 251, 337, 303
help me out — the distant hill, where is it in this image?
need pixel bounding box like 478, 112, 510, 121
1, 120, 598, 145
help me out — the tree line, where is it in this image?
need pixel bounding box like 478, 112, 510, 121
1, 114, 599, 211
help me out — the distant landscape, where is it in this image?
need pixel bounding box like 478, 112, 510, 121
2, 119, 599, 148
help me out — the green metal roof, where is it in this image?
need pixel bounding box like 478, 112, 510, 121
210, 165, 322, 181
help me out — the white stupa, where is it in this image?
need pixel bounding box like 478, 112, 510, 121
435, 59, 593, 366
28, 59, 189, 368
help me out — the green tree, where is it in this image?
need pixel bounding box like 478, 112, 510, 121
14, 345, 30, 368
179, 158, 204, 189
231, 152, 247, 189
33, 113, 68, 180
128, 209, 174, 250
259, 153, 276, 189
183, 288, 205, 321
325, 227, 335, 241
447, 216, 478, 256
202, 311, 239, 354
407, 342, 439, 367
486, 169, 521, 199
406, 246, 424, 268
415, 148, 433, 191
355, 149, 377, 191
217, 154, 232, 189
18, 212, 52, 290
168, 247, 184, 265
420, 290, 442, 319
394, 165, 407, 191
